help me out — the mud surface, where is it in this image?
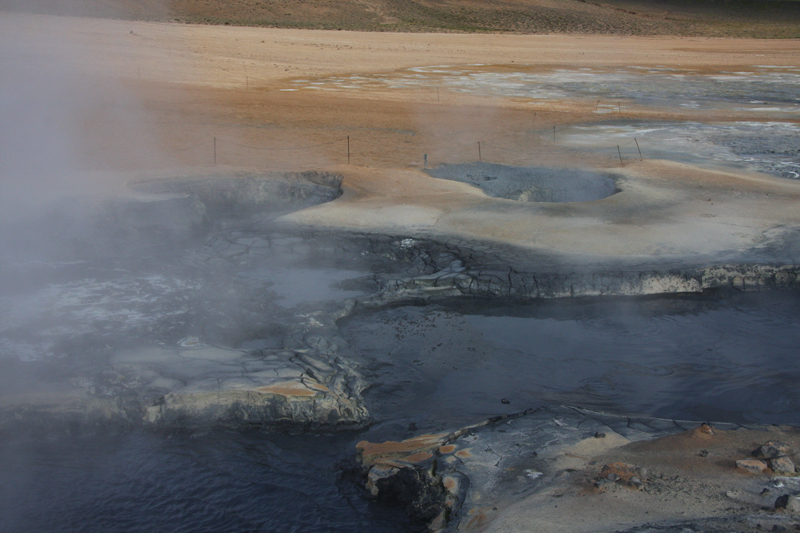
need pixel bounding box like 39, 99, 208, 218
426, 163, 618, 203
342, 291, 800, 431
564, 120, 800, 180
299, 65, 800, 117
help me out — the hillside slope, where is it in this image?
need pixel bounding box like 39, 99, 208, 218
1, 0, 799, 37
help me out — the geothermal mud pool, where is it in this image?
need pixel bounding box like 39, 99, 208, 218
426, 163, 619, 203
341, 291, 800, 430
1, 161, 800, 532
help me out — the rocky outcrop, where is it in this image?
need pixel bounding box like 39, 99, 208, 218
364, 256, 800, 306
736, 440, 798, 476
355, 409, 800, 532
356, 433, 454, 528
313, 232, 800, 305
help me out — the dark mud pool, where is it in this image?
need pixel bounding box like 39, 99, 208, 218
4, 290, 800, 533
2, 170, 800, 532
342, 290, 800, 431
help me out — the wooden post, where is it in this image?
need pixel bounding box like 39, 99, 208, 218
214, 136, 217, 166
347, 135, 350, 165
553, 125, 556, 143
424, 154, 428, 169
477, 142, 482, 161
596, 100, 600, 111
634, 138, 643, 161
617, 145, 623, 167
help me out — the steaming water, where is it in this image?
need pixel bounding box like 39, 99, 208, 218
3, 267, 800, 531
239, 266, 365, 308
3, 189, 800, 531
342, 290, 800, 431
0, 431, 413, 533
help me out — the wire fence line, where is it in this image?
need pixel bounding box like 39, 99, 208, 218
161, 128, 647, 168
166, 140, 214, 154
218, 137, 346, 152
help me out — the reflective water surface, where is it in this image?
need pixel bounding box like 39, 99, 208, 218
343, 290, 800, 430
0, 431, 412, 533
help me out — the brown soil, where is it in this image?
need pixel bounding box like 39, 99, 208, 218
2, 0, 800, 38
487, 425, 800, 533
3, 13, 799, 257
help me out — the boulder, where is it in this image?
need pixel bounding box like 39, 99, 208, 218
736, 458, 769, 474
753, 441, 792, 460
775, 494, 800, 513
770, 456, 796, 475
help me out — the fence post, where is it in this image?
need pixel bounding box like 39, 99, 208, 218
477, 142, 482, 161
617, 145, 623, 167
424, 154, 428, 169
635, 138, 643, 161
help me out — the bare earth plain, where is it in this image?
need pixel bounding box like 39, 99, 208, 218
2, 10, 800, 533
2, 13, 800, 261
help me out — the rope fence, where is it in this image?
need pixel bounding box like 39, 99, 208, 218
161, 127, 647, 169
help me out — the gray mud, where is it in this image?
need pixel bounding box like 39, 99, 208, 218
341, 290, 800, 432
131, 170, 343, 217
564, 120, 800, 180
426, 162, 618, 203
2, 167, 800, 532
299, 65, 800, 116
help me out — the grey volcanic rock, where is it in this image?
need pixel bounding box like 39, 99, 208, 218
354, 407, 750, 531
754, 441, 793, 460
366, 256, 800, 305
426, 162, 618, 203
356, 433, 452, 527
771, 457, 796, 475
776, 494, 800, 513
355, 410, 800, 532
736, 459, 768, 474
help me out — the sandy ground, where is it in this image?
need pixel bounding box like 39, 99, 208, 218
2, 12, 799, 260
486, 424, 800, 533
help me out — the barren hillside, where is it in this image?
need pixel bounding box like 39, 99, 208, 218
1, 0, 799, 37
